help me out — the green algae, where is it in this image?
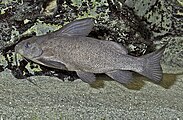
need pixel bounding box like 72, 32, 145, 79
43, 0, 57, 16
22, 19, 61, 36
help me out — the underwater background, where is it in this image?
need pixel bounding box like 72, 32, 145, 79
0, 0, 183, 119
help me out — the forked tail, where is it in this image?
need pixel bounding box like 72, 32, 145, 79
139, 44, 166, 82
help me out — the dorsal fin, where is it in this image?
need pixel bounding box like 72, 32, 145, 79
54, 18, 94, 36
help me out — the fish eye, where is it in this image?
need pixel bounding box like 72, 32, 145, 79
25, 42, 31, 48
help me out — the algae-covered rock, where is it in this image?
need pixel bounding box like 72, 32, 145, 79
0, 0, 43, 50
155, 37, 183, 74
0, 0, 182, 79
125, 0, 157, 17
125, 0, 173, 37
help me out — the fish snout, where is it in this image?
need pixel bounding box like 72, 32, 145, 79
15, 43, 24, 56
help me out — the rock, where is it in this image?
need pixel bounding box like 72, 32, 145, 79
157, 37, 183, 74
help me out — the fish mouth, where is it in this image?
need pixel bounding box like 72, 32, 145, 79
14, 44, 23, 67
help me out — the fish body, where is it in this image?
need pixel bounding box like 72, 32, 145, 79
15, 18, 165, 84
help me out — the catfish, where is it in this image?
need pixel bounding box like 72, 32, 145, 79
15, 18, 166, 84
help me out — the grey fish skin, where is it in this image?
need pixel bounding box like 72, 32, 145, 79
39, 36, 143, 73
15, 18, 165, 84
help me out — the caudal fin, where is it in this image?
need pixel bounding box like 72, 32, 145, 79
139, 44, 166, 82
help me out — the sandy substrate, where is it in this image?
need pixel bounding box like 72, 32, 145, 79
0, 69, 183, 120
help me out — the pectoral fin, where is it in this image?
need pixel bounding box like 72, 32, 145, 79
76, 71, 96, 84
106, 70, 133, 84
54, 18, 94, 36
36, 58, 67, 70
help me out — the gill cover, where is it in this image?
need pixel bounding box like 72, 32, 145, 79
21, 41, 43, 59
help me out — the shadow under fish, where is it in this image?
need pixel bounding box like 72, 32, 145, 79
14, 18, 167, 85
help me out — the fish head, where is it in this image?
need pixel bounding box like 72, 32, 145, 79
15, 37, 43, 59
